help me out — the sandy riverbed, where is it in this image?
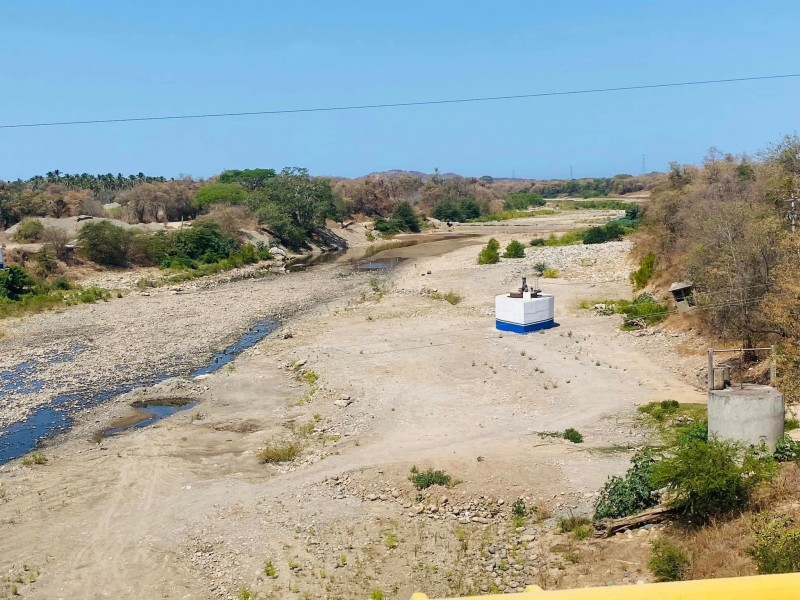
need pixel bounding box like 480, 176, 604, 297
0, 215, 712, 599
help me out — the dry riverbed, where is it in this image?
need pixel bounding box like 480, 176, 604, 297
0, 221, 710, 599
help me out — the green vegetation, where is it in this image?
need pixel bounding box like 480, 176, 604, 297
12, 217, 44, 242
193, 182, 247, 207
371, 589, 385, 600
563, 428, 584, 443
0, 265, 32, 300
236, 589, 253, 600
431, 291, 462, 305
552, 199, 637, 211
582, 221, 625, 244
477, 238, 501, 265
384, 531, 398, 549
648, 537, 691, 582
651, 438, 776, 522
374, 200, 421, 234
264, 560, 277, 578
530, 229, 587, 247
21, 451, 48, 466
786, 418, 800, 431
431, 197, 484, 222
748, 512, 800, 574
558, 514, 592, 533
542, 267, 559, 278
409, 466, 452, 489
470, 208, 557, 222
503, 192, 546, 210
774, 435, 800, 462
594, 449, 658, 520
631, 251, 657, 290
502, 239, 526, 258
258, 440, 302, 464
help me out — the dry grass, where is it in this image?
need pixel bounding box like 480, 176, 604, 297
258, 440, 302, 464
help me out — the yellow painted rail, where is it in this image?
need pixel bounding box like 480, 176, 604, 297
410, 573, 800, 600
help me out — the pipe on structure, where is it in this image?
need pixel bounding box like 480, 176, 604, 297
410, 573, 800, 600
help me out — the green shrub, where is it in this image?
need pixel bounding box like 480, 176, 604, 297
0, 266, 33, 300
503, 192, 546, 211
675, 421, 709, 446
583, 221, 625, 244
785, 418, 800, 431
648, 537, 690, 582
502, 240, 526, 258
13, 217, 45, 242
511, 498, 527, 517
620, 293, 669, 326
630, 251, 657, 290
563, 428, 584, 443
573, 524, 592, 540
774, 435, 800, 462
594, 449, 658, 520
651, 438, 777, 522
477, 238, 500, 265
390, 200, 421, 232
542, 267, 560, 278
78, 221, 132, 266
638, 399, 681, 422
410, 466, 452, 489
748, 512, 800, 574
530, 238, 546, 247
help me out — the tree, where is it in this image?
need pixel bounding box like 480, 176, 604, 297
254, 168, 338, 246
0, 265, 32, 300
477, 238, 500, 265
502, 240, 526, 258
77, 221, 132, 266
193, 183, 247, 209
218, 168, 276, 190
390, 201, 420, 232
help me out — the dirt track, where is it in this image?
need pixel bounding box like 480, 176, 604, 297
0, 215, 710, 599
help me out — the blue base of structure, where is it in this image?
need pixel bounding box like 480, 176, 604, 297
495, 318, 555, 334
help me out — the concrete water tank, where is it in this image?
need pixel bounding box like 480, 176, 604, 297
708, 384, 784, 452
495, 292, 555, 333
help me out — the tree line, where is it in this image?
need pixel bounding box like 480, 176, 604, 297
640, 136, 800, 401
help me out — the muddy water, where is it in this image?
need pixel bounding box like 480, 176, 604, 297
287, 233, 481, 272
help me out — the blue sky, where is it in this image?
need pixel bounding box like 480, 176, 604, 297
1, 1, 799, 180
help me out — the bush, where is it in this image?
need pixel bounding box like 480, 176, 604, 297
583, 221, 625, 244
258, 440, 301, 464
530, 238, 546, 247
594, 449, 658, 520
648, 537, 690, 582
558, 514, 591, 533
563, 428, 584, 443
477, 238, 500, 265
503, 192, 546, 211
621, 293, 669, 326
502, 240, 526, 258
78, 220, 131, 266
390, 201, 421, 233
638, 399, 681, 422
172, 220, 236, 262
13, 217, 45, 242
542, 267, 560, 278
676, 421, 709, 446
651, 438, 777, 522
748, 512, 800, 574
630, 251, 657, 290
774, 435, 800, 462
0, 265, 33, 300
410, 466, 452, 489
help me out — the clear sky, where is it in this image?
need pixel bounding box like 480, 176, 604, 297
1, 1, 799, 180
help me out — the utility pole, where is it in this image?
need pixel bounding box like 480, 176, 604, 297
641, 154, 646, 174
786, 194, 798, 233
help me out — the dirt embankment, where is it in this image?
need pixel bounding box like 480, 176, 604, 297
0, 219, 711, 600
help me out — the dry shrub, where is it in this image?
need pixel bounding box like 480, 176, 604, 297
751, 462, 800, 511
677, 518, 755, 580
200, 205, 257, 239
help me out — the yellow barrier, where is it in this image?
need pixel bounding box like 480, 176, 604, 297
410, 573, 800, 599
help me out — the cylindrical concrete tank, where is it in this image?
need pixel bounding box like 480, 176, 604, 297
708, 384, 784, 452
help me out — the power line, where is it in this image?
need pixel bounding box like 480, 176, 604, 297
1, 73, 799, 130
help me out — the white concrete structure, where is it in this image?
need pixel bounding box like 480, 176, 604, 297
495, 291, 555, 334
708, 384, 784, 452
